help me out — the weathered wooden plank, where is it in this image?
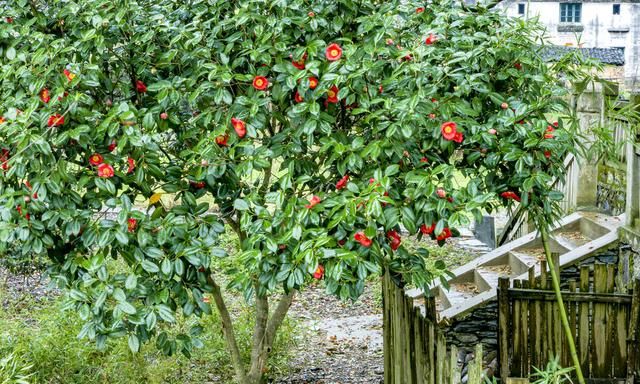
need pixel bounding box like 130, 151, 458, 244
450, 345, 460, 384
498, 277, 511, 381
384, 272, 393, 384
521, 279, 530, 377
579, 265, 591, 377
613, 281, 628, 378
551, 278, 562, 362
627, 278, 640, 381
592, 264, 608, 377
530, 269, 541, 370
436, 333, 446, 384
395, 284, 404, 384
505, 290, 633, 304
513, 280, 523, 377
468, 344, 483, 384
605, 264, 615, 378
427, 314, 435, 384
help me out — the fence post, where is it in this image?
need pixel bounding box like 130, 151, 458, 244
628, 278, 640, 383
498, 277, 510, 381
383, 271, 392, 384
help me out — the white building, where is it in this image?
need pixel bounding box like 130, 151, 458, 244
497, 0, 640, 88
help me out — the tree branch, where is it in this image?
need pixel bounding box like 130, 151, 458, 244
207, 275, 248, 384
265, 290, 295, 348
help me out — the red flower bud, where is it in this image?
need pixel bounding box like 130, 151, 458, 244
425, 33, 437, 45
232, 117, 247, 138
47, 114, 64, 127
313, 264, 325, 280
420, 223, 436, 235
436, 188, 446, 198
501, 102, 509, 110
305, 195, 321, 209
354, 231, 372, 248
135, 80, 147, 93
127, 218, 138, 233
160, 112, 168, 120
336, 174, 349, 190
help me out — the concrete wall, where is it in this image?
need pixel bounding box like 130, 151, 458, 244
497, 1, 640, 87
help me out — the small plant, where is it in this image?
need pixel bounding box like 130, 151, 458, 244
0, 353, 33, 384
531, 358, 574, 384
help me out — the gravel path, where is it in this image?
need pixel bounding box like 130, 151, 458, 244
275, 282, 384, 384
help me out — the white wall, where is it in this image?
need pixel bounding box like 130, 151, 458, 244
497, 1, 640, 86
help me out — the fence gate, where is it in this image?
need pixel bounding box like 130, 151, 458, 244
497, 263, 640, 382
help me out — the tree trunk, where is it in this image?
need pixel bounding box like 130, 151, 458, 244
247, 290, 296, 383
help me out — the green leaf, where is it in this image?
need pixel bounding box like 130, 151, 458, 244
233, 199, 249, 211
128, 334, 140, 353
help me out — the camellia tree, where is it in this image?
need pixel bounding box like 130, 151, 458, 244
0, 0, 590, 382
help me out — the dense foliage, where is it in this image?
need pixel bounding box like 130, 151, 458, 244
0, 0, 584, 381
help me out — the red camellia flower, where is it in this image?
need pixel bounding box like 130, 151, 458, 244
252, 76, 269, 91
63, 69, 76, 81
544, 150, 551, 159
425, 33, 437, 45
369, 178, 376, 185
544, 126, 555, 139
232, 117, 246, 138
1, 148, 10, 171
97, 163, 115, 178
420, 157, 428, 163
553, 121, 559, 127
387, 230, 401, 251
215, 134, 229, 147
354, 232, 372, 248
327, 85, 339, 103
190, 181, 206, 189
420, 223, 436, 235
40, 89, 51, 103
336, 174, 349, 190
313, 265, 325, 280
89, 153, 104, 166
325, 43, 343, 61
6, 17, 13, 23
436, 227, 452, 241
47, 114, 64, 127
308, 77, 319, 90
416, 7, 425, 13
453, 132, 464, 143
500, 191, 521, 202
294, 91, 304, 103
108, 140, 117, 152
127, 218, 138, 233
436, 188, 446, 198
127, 157, 136, 174
292, 52, 308, 70
441, 121, 457, 141
305, 195, 321, 209
136, 80, 147, 93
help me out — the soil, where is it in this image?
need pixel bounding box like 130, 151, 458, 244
274, 282, 384, 384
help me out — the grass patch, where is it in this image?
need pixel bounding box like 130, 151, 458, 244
0, 285, 296, 383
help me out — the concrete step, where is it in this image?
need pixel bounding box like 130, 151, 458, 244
414, 212, 625, 322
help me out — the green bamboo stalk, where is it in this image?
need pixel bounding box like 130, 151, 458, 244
540, 227, 586, 384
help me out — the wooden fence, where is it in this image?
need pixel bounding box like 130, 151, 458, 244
383, 272, 485, 384
497, 263, 640, 381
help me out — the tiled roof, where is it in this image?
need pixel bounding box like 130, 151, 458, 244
540, 46, 625, 66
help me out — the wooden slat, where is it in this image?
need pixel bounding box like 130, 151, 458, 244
605, 264, 615, 378
530, 268, 541, 370
498, 277, 511, 381
384, 273, 392, 384
521, 279, 530, 377
449, 344, 459, 384
628, 279, 640, 381
566, 280, 577, 369
436, 333, 446, 384
579, 265, 591, 377
613, 278, 628, 378
505, 289, 633, 304
592, 264, 608, 377
551, 278, 562, 362
513, 279, 523, 377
